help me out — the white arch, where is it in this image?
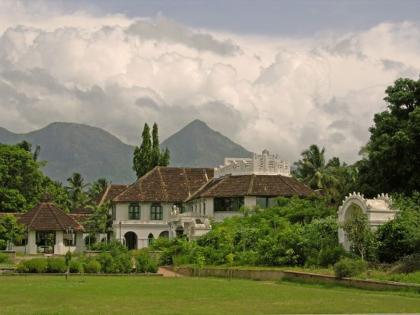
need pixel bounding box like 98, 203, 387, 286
338, 192, 397, 251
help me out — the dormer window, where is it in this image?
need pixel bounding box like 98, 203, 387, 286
128, 203, 140, 220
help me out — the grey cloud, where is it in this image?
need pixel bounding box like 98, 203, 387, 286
126, 18, 241, 56
322, 97, 350, 115
328, 132, 346, 144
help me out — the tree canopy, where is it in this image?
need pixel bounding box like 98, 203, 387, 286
357, 77, 420, 196
133, 123, 170, 178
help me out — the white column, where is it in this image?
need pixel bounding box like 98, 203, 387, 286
27, 230, 37, 254
55, 231, 64, 255
75, 232, 85, 253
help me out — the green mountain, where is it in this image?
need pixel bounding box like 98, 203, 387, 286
0, 122, 136, 184
0, 120, 252, 183
161, 119, 252, 167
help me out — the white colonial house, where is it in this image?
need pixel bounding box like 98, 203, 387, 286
338, 192, 398, 250
111, 150, 314, 248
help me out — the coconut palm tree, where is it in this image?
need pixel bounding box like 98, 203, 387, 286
66, 173, 89, 210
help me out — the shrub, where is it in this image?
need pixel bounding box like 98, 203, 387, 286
69, 260, 83, 273
0, 240, 6, 250
47, 258, 66, 273
84, 259, 101, 273
111, 253, 132, 273
334, 258, 367, 278
17, 258, 48, 273
317, 246, 345, 267
97, 253, 114, 273
135, 249, 158, 273
392, 254, 420, 274
0, 252, 10, 264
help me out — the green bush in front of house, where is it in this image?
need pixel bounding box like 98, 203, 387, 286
133, 249, 158, 273
84, 259, 101, 273
47, 258, 67, 273
334, 258, 367, 278
17, 258, 48, 273
69, 260, 84, 273
0, 252, 11, 264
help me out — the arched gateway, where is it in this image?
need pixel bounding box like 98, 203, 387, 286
338, 193, 397, 250
124, 231, 138, 250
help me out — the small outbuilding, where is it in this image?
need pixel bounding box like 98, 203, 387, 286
16, 198, 85, 255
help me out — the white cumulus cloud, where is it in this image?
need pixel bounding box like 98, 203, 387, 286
0, 1, 419, 163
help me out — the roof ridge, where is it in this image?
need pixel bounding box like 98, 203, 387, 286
49, 203, 66, 230
157, 167, 169, 201
279, 175, 299, 194
247, 174, 255, 195
98, 185, 111, 206
27, 203, 41, 230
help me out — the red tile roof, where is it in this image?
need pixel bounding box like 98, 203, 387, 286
114, 167, 214, 203
97, 184, 128, 206
187, 174, 314, 200
19, 202, 84, 232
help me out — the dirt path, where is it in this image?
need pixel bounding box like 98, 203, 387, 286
158, 266, 183, 277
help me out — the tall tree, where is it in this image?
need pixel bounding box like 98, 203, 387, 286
88, 178, 109, 201
358, 77, 420, 195
0, 144, 44, 212
66, 173, 89, 210
0, 214, 25, 250
133, 123, 170, 178
293, 145, 340, 202
151, 123, 160, 167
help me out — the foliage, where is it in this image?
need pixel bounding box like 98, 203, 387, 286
156, 198, 341, 268
0, 253, 10, 264
66, 172, 89, 211
85, 201, 112, 235
334, 258, 367, 278
357, 77, 420, 196
88, 178, 109, 201
342, 207, 376, 261
0, 214, 25, 250
47, 258, 67, 273
0, 144, 45, 212
84, 259, 101, 273
293, 145, 357, 205
376, 192, 420, 262
69, 260, 84, 273
17, 258, 48, 273
134, 249, 158, 273
133, 122, 170, 178
392, 254, 420, 274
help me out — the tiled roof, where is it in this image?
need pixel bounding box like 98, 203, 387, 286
114, 167, 214, 203
187, 174, 314, 200
19, 202, 84, 231
97, 184, 128, 206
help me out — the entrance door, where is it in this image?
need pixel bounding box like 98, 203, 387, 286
124, 232, 137, 250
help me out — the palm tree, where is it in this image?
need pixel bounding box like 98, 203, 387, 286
293, 144, 340, 202
66, 173, 89, 210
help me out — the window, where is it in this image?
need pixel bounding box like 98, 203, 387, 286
150, 203, 163, 220
203, 200, 206, 215
64, 232, 76, 246
214, 197, 244, 212
256, 197, 278, 209
128, 203, 140, 220
148, 233, 154, 246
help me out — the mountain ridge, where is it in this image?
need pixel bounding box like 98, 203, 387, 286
0, 120, 252, 183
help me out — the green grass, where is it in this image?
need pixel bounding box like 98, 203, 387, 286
0, 276, 420, 314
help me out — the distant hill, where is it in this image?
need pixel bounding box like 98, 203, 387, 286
161, 119, 252, 167
0, 120, 252, 183
0, 122, 136, 184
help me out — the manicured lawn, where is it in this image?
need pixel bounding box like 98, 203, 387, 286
0, 276, 419, 314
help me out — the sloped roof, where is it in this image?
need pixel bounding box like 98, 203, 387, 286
114, 167, 214, 203
19, 202, 84, 231
187, 174, 314, 200
96, 184, 128, 206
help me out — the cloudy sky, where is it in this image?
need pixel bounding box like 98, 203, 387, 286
1, 0, 420, 163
